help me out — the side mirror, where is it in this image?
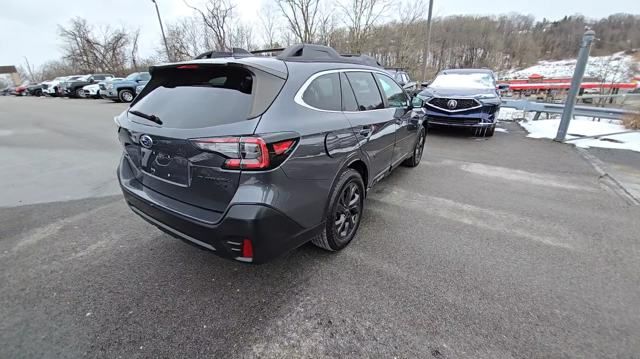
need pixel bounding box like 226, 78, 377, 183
411, 96, 424, 108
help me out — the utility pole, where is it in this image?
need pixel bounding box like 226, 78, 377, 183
151, 0, 171, 62
421, 0, 434, 82
23, 57, 35, 82
554, 29, 596, 142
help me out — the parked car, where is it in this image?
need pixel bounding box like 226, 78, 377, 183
417, 68, 501, 137
26, 83, 44, 97
103, 72, 150, 103
13, 84, 28, 96
57, 75, 84, 96
115, 44, 427, 263
83, 77, 122, 99
135, 83, 146, 95
1, 87, 14, 96
63, 73, 114, 98
386, 68, 419, 94
41, 76, 69, 97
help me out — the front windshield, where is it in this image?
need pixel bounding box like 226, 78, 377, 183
431, 73, 495, 89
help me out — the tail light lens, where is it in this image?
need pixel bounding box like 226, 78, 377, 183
191, 136, 297, 170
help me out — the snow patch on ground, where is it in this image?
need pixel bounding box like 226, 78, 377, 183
497, 107, 523, 121
519, 116, 640, 152
501, 52, 637, 82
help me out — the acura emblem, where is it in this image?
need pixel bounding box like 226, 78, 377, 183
447, 99, 458, 109
140, 134, 153, 148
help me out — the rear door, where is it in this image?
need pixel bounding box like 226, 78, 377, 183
342, 71, 396, 180
373, 73, 415, 166
118, 64, 285, 213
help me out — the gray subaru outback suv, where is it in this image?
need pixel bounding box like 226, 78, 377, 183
116, 44, 427, 263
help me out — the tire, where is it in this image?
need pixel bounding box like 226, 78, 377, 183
311, 168, 365, 251
403, 127, 426, 167
485, 125, 495, 137
75, 88, 84, 98
118, 89, 135, 103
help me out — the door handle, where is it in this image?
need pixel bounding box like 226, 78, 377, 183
359, 126, 373, 137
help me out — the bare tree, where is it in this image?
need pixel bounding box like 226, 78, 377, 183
276, 0, 321, 43
164, 16, 208, 60
58, 17, 137, 74
259, 2, 281, 48
186, 0, 236, 51
339, 0, 388, 53
230, 24, 256, 50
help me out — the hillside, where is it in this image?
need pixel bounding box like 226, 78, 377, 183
500, 52, 639, 82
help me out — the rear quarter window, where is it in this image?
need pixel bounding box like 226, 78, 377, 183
302, 73, 341, 111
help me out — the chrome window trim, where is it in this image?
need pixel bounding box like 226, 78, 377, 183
426, 97, 482, 113
294, 68, 392, 114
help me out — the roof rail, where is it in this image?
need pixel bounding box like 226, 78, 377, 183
194, 48, 252, 59
250, 48, 285, 55
340, 54, 383, 68
274, 44, 383, 68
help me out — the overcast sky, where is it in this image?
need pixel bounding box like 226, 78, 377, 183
0, 0, 637, 70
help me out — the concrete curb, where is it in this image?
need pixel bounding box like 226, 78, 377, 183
576, 147, 640, 206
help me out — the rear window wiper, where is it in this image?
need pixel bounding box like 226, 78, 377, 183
128, 110, 163, 125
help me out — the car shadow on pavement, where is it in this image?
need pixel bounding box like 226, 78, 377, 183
68, 228, 339, 356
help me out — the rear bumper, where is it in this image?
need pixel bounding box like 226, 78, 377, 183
118, 163, 316, 264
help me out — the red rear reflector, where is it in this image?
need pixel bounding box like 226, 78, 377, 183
177, 65, 199, 69
242, 239, 253, 258
272, 139, 295, 155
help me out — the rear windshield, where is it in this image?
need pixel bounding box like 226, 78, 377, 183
130, 66, 283, 129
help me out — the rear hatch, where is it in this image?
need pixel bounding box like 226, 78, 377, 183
117, 62, 287, 214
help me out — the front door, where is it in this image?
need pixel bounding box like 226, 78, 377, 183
373, 73, 416, 166
341, 71, 397, 181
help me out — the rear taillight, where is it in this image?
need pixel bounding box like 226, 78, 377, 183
191, 136, 296, 170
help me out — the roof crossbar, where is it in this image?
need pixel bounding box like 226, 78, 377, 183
193, 44, 384, 68
194, 48, 252, 59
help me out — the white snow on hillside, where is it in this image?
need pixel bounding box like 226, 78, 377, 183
500, 52, 637, 83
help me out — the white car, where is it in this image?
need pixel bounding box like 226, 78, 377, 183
41, 76, 69, 97
82, 83, 101, 98
83, 77, 121, 99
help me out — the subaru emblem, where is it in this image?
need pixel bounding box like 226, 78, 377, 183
140, 134, 153, 148
447, 99, 458, 109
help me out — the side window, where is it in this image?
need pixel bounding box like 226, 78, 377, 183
93, 75, 105, 81
345, 72, 384, 111
139, 73, 151, 81
302, 73, 341, 111
340, 72, 358, 112
374, 73, 408, 108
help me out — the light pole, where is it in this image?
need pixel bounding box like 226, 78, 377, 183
152, 0, 171, 61
421, 0, 434, 82
554, 29, 596, 142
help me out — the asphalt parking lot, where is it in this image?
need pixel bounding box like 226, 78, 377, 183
1, 96, 640, 358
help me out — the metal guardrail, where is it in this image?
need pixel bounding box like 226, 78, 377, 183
501, 99, 639, 121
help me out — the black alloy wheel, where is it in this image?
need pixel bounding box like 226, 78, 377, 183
333, 181, 362, 244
